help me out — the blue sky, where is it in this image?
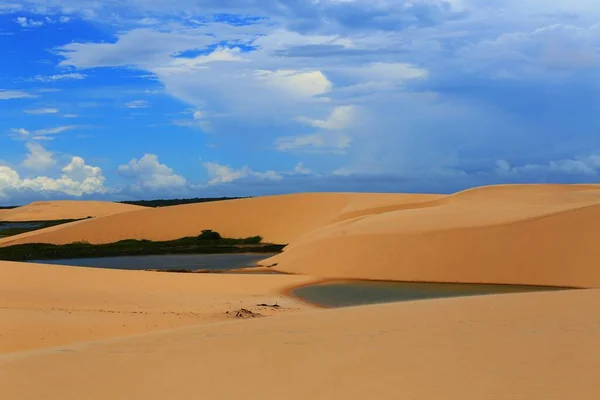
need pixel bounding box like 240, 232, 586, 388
1, 0, 599, 205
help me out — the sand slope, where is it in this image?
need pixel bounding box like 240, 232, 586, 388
0, 200, 143, 222
0, 193, 440, 246
0, 261, 316, 353
263, 184, 600, 288
2, 288, 599, 400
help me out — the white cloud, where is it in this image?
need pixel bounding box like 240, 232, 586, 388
294, 162, 312, 175
0, 155, 106, 198
275, 132, 351, 153
10, 128, 31, 138
25, 108, 60, 115
362, 63, 429, 82
137, 17, 161, 26
21, 142, 56, 171
124, 100, 150, 108
203, 161, 283, 185
117, 154, 187, 190
459, 23, 600, 78
56, 28, 215, 70
59, 16, 71, 23
154, 47, 247, 76
63, 114, 78, 118
0, 3, 23, 13
9, 125, 76, 141
15, 16, 44, 28
255, 69, 333, 98
62, 156, 103, 181
0, 167, 21, 199
496, 154, 600, 176
34, 73, 87, 82
0, 89, 37, 100
294, 105, 355, 130
35, 126, 76, 135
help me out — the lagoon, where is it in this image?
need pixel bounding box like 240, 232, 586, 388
30, 253, 277, 271
292, 280, 571, 308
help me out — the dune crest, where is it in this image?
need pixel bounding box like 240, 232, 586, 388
0, 200, 143, 222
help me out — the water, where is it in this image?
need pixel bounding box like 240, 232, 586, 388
30, 253, 277, 271
292, 280, 571, 308
0, 222, 44, 232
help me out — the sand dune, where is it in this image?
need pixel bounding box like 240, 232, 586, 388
3, 184, 600, 399
0, 200, 143, 222
2, 185, 600, 288
3, 288, 599, 400
0, 193, 439, 246
0, 261, 316, 353
263, 185, 600, 287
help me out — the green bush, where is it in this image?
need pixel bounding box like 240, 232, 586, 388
0, 230, 278, 262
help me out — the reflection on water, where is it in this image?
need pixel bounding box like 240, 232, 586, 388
292, 280, 572, 308
30, 253, 278, 271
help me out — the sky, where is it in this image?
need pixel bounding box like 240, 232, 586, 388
0, 0, 599, 205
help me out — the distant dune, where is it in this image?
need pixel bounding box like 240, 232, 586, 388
0, 200, 144, 222
0, 193, 440, 246
2, 185, 600, 287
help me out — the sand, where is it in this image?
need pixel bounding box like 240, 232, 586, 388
264, 184, 600, 287
0, 261, 317, 353
2, 184, 600, 398
3, 288, 600, 400
0, 200, 143, 222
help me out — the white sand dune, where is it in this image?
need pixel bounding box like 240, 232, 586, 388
0, 200, 143, 222
2, 288, 599, 400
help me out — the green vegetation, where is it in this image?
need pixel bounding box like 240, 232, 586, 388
0, 230, 285, 261
0, 218, 89, 238
119, 197, 249, 208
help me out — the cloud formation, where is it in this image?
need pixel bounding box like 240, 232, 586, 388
1, 0, 600, 203
21, 142, 56, 171
203, 161, 283, 185
0, 155, 106, 200
117, 154, 187, 191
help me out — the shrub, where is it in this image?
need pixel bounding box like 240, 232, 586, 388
197, 230, 222, 240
